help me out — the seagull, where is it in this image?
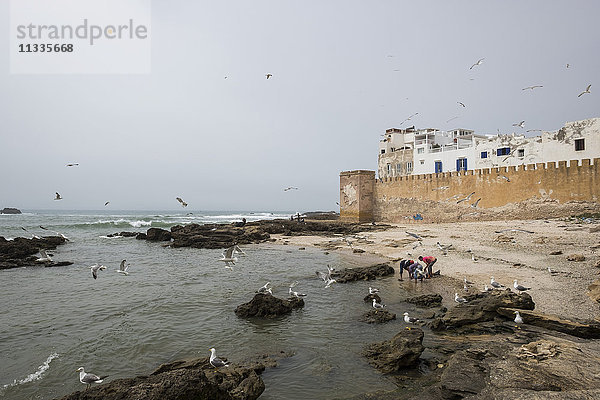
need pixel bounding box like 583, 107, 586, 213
257, 282, 272, 294
470, 58, 484, 70
548, 267, 559, 275
405, 231, 422, 240
209, 348, 229, 368
403, 312, 419, 324
232, 244, 246, 256
457, 101, 466, 108
471, 252, 478, 262
566, 63, 570, 68
522, 85, 543, 90
316, 265, 336, 288
457, 192, 475, 204
513, 280, 531, 293
104, 201, 110, 206
66, 163, 79, 167
400, 112, 419, 125
436, 242, 452, 255
464, 277, 474, 286
369, 287, 379, 294
463, 283, 470, 292
526, 129, 542, 133
483, 284, 493, 292
289, 286, 307, 298
219, 246, 238, 269
578, 84, 591, 97
54, 192, 62, 200
514, 311, 524, 324
454, 293, 468, 303
117, 259, 129, 275
36, 249, 53, 263
446, 116, 459, 123
471, 198, 481, 208
372, 298, 385, 311
284, 187, 299, 191
39, 226, 69, 241
77, 367, 108, 389
176, 197, 188, 207
21, 226, 41, 239
265, 73, 272, 79
90, 264, 106, 279
490, 276, 504, 289
499, 175, 511, 182
512, 121, 525, 129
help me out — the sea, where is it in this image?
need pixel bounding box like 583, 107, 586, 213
0, 210, 430, 400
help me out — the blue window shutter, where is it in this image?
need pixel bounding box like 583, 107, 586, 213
456, 159, 460, 171
464, 158, 467, 171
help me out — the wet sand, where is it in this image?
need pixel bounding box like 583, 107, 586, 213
273, 218, 600, 321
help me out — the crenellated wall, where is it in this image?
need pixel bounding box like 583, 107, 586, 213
340, 158, 600, 223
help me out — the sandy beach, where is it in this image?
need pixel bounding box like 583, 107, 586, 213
274, 218, 600, 321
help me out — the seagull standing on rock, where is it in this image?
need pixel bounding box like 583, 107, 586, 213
369, 287, 379, 295
77, 367, 108, 389
513, 280, 531, 293
372, 298, 385, 311
454, 293, 468, 303
514, 311, 524, 324
491, 276, 504, 289
209, 348, 229, 368
403, 312, 419, 324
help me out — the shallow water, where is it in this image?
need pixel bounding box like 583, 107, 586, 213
0, 211, 436, 399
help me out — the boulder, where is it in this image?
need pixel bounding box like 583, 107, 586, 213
146, 228, 172, 241
53, 356, 265, 400
497, 307, 600, 339
404, 293, 443, 308
363, 293, 382, 303
361, 309, 396, 324
430, 290, 535, 331
363, 328, 425, 373
0, 207, 21, 214
235, 293, 304, 318
332, 263, 395, 283
0, 236, 68, 270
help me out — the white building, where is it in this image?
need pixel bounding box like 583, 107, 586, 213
378, 117, 600, 178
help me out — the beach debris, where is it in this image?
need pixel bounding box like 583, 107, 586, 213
494, 229, 534, 234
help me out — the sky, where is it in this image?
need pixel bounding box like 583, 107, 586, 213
0, 0, 599, 211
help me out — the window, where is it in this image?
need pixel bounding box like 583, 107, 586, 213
419, 160, 424, 165
386, 164, 391, 175
481, 151, 488, 159
575, 138, 585, 151
456, 158, 467, 172
518, 149, 525, 157
434, 161, 443, 173
406, 162, 413, 174
396, 163, 402, 174
381, 149, 385, 154
497, 147, 510, 156
417, 148, 424, 154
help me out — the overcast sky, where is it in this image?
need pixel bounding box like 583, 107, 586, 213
1, 1, 598, 211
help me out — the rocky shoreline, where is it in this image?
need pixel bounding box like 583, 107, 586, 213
0, 235, 71, 269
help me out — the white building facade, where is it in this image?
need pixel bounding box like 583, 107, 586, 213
378, 117, 600, 179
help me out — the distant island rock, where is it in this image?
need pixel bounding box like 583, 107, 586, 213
1, 208, 21, 214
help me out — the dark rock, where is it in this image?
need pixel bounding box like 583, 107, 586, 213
107, 231, 139, 238
497, 307, 600, 339
353, 248, 365, 253
235, 293, 304, 318
364, 293, 382, 303
146, 228, 172, 241
420, 310, 436, 320
332, 263, 395, 283
0, 236, 68, 270
438, 349, 488, 398
136, 232, 147, 240
298, 247, 305, 250
1, 207, 21, 214
404, 293, 443, 308
549, 250, 563, 255
44, 261, 74, 267
363, 328, 425, 373
54, 356, 265, 400
567, 254, 586, 261
431, 291, 535, 331
361, 309, 396, 324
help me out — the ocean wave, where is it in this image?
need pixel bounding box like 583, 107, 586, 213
86, 219, 153, 228
2, 352, 59, 389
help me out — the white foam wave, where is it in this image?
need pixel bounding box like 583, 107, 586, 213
2, 353, 59, 389
87, 219, 153, 228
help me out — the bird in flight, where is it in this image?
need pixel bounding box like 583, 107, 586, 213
265, 74, 272, 79
117, 259, 130, 276
526, 129, 542, 133
176, 197, 188, 207
66, 163, 79, 167
469, 58, 484, 70
90, 264, 107, 279
400, 112, 419, 125
457, 102, 466, 108
512, 121, 525, 129
284, 187, 298, 191
54, 192, 62, 201
446, 116, 459, 123
522, 85, 543, 91
578, 84, 591, 97
566, 63, 570, 69
104, 201, 110, 206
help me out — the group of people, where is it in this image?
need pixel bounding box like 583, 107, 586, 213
398, 255, 437, 281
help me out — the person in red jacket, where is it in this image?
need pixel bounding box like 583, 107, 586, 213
418, 255, 437, 278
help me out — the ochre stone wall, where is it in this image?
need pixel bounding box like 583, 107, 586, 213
340, 170, 375, 222
340, 158, 600, 223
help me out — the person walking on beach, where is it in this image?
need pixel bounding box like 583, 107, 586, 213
398, 259, 414, 281
419, 255, 437, 278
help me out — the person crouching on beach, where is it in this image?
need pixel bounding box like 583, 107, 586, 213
419, 255, 437, 278
408, 261, 424, 282
398, 259, 414, 281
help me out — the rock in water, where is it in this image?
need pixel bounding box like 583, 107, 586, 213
361, 309, 396, 324
0, 207, 21, 214
404, 293, 443, 307
145, 228, 172, 241
363, 328, 425, 373
235, 293, 304, 318
332, 263, 395, 282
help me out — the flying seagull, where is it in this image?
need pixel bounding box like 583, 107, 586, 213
454, 293, 468, 303
219, 246, 238, 269
446, 116, 459, 123
54, 192, 62, 200
176, 197, 188, 207
457, 101, 466, 108
490, 276, 504, 289
316, 265, 336, 288
284, 187, 299, 191
513, 279, 531, 293
104, 201, 110, 206
39, 225, 69, 241
456, 192, 475, 204
471, 198, 481, 208
36, 249, 53, 263
209, 348, 229, 368
90, 264, 106, 279
469, 58, 484, 70
405, 231, 422, 240
77, 367, 108, 389
512, 120, 525, 128
400, 112, 419, 125
522, 85, 543, 90
265, 73, 272, 79
66, 163, 79, 167
578, 84, 591, 97
514, 311, 524, 324
403, 312, 419, 324
117, 259, 129, 276
21, 226, 41, 239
